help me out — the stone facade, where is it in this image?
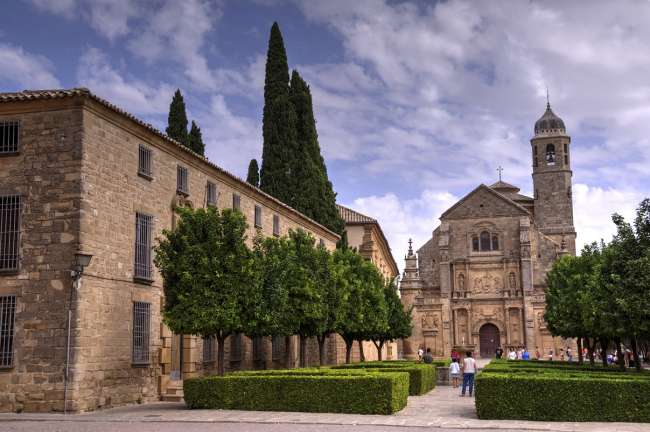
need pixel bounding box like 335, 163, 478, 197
0, 89, 339, 412
400, 103, 576, 360
337, 204, 400, 361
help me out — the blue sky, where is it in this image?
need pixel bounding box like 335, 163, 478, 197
2, 0, 648, 267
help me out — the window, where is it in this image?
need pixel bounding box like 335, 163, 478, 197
473, 231, 499, 252
273, 215, 280, 236
132, 302, 150, 365
138, 145, 153, 179
0, 295, 16, 368
545, 144, 556, 165
232, 194, 241, 210
203, 335, 216, 363
207, 181, 217, 206
533, 145, 538, 167
564, 143, 569, 165
272, 335, 285, 361
0, 120, 20, 154
479, 231, 491, 251
177, 165, 189, 195
491, 234, 499, 251
472, 236, 479, 252
0, 196, 21, 272
230, 333, 242, 362
254, 205, 262, 228
134, 213, 153, 281
319, 239, 325, 248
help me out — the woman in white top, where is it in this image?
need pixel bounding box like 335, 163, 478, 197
449, 359, 461, 388
508, 349, 517, 360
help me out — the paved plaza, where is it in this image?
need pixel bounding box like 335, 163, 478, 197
0, 384, 647, 432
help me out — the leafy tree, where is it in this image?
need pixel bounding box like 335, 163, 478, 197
188, 120, 205, 155
166, 89, 189, 147
247, 159, 260, 187
313, 244, 342, 366
154, 207, 257, 376
370, 279, 413, 361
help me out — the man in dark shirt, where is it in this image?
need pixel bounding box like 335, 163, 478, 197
495, 347, 503, 359
423, 348, 434, 364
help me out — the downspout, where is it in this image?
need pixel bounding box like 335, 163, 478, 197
64, 274, 79, 414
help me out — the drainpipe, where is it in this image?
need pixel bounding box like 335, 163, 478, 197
63, 275, 78, 414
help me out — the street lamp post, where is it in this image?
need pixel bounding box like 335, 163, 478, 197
63, 252, 93, 414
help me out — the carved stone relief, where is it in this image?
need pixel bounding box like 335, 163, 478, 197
472, 272, 503, 295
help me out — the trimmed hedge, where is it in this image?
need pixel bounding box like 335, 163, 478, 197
184, 372, 409, 414
476, 361, 650, 422
332, 362, 436, 395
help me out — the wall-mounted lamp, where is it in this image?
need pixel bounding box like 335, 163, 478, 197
71, 252, 93, 280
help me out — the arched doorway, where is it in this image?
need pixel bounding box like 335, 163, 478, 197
479, 323, 500, 358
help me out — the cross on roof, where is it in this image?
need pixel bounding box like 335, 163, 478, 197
497, 166, 504, 181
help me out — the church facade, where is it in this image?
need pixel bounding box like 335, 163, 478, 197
400, 103, 576, 359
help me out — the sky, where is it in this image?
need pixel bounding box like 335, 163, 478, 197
1, 0, 648, 270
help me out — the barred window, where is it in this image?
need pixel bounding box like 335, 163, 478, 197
134, 213, 153, 280
138, 145, 153, 179
232, 194, 241, 211
203, 335, 216, 362
207, 182, 217, 206
272, 335, 285, 361
564, 143, 569, 165
254, 205, 262, 228
0, 295, 16, 368
177, 165, 189, 195
230, 333, 242, 362
273, 215, 280, 237
319, 238, 325, 248
0, 195, 21, 272
0, 121, 20, 154
132, 302, 150, 365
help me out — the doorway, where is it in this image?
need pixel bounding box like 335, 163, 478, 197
479, 324, 500, 358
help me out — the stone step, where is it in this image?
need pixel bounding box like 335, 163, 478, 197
161, 393, 184, 402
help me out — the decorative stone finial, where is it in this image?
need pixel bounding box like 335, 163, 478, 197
407, 238, 413, 257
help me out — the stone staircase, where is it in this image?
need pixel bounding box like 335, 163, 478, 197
161, 381, 184, 402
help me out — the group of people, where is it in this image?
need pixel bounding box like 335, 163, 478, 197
417, 348, 477, 396
494, 346, 574, 362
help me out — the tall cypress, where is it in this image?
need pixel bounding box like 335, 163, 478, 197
166, 89, 189, 147
246, 159, 260, 187
188, 121, 205, 155
260, 22, 295, 203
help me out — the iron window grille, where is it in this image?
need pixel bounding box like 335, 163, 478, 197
134, 213, 153, 281
272, 335, 285, 361
0, 121, 20, 154
0, 195, 21, 272
0, 295, 16, 368
177, 165, 189, 195
203, 335, 216, 362
273, 215, 280, 236
132, 302, 150, 365
206, 182, 217, 206
230, 333, 242, 362
254, 205, 262, 228
138, 145, 153, 179
232, 194, 241, 211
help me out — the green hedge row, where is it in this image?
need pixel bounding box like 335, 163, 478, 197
184, 372, 409, 414
332, 361, 436, 395
476, 362, 650, 422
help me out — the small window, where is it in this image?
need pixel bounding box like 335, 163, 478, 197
132, 302, 151, 365
203, 335, 216, 363
177, 165, 189, 195
207, 181, 217, 206
134, 213, 153, 281
545, 144, 556, 165
564, 143, 569, 165
491, 235, 499, 250
254, 205, 262, 228
230, 333, 242, 362
0, 195, 21, 272
319, 238, 325, 248
232, 194, 241, 210
0, 120, 20, 154
479, 231, 491, 251
272, 335, 285, 361
0, 295, 16, 368
533, 145, 538, 168
138, 145, 153, 179
472, 236, 479, 252
273, 215, 280, 236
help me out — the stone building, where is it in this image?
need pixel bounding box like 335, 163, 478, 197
400, 102, 576, 359
0, 88, 340, 412
337, 204, 399, 361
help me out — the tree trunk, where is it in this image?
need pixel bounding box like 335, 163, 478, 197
586, 337, 595, 366
299, 335, 307, 368
630, 336, 642, 372
577, 337, 583, 365
358, 340, 365, 362
285, 336, 293, 369
344, 338, 353, 364
600, 338, 609, 368
377, 340, 384, 361
217, 333, 226, 376
615, 338, 625, 371
317, 334, 328, 367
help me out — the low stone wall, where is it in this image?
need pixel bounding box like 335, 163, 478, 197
436, 366, 450, 386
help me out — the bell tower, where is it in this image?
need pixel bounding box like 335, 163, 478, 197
531, 101, 576, 254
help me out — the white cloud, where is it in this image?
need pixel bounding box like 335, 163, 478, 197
76, 47, 174, 116
0, 43, 60, 89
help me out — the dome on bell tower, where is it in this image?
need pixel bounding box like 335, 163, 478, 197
534, 102, 566, 136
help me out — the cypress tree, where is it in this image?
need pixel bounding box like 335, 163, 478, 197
187, 121, 205, 156
166, 89, 189, 147
246, 159, 260, 187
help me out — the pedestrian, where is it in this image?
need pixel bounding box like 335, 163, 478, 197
451, 349, 459, 363
449, 358, 461, 388
460, 351, 477, 397
522, 349, 530, 360
508, 349, 517, 360
517, 347, 524, 359
567, 348, 573, 362
495, 346, 503, 359
535, 347, 541, 360
423, 348, 433, 364
418, 347, 424, 362
548, 349, 554, 361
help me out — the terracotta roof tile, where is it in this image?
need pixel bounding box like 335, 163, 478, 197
337, 204, 377, 224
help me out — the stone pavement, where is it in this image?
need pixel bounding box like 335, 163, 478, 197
0, 385, 648, 432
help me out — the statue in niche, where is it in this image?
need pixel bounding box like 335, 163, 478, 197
457, 273, 465, 291
537, 311, 547, 329
509, 272, 517, 290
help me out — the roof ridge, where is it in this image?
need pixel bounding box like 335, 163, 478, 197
336, 203, 377, 223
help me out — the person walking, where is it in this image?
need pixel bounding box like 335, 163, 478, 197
423, 348, 434, 364
449, 358, 461, 388
418, 347, 424, 362
508, 349, 517, 360
495, 346, 503, 359
522, 349, 530, 360
460, 351, 477, 397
